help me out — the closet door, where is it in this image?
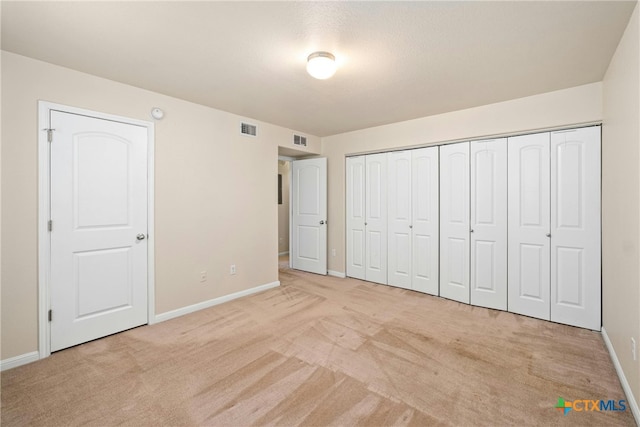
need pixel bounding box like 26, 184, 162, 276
508, 132, 550, 320
470, 139, 507, 310
365, 153, 388, 284
550, 127, 601, 330
388, 151, 412, 289
412, 147, 439, 295
440, 142, 470, 303
346, 156, 366, 280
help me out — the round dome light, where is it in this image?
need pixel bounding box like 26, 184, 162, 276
306, 51, 337, 80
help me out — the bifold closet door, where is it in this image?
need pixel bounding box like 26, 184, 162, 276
365, 153, 388, 284
346, 156, 366, 280
550, 127, 601, 330
508, 132, 551, 320
440, 142, 470, 303
412, 147, 439, 295
470, 139, 507, 311
388, 151, 412, 289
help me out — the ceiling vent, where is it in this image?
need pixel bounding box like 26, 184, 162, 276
240, 122, 257, 137
293, 134, 307, 147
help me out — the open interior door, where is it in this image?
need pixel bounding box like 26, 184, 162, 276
291, 157, 327, 275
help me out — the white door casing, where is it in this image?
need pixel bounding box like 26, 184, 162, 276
470, 138, 508, 311
346, 156, 366, 280
49, 109, 150, 352
550, 127, 601, 330
365, 153, 388, 284
508, 132, 551, 320
291, 157, 327, 275
387, 151, 412, 289
411, 147, 439, 295
439, 142, 470, 303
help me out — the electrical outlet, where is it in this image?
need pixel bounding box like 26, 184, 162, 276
200, 271, 207, 283
632, 337, 637, 361
230, 264, 236, 275
331, 249, 336, 257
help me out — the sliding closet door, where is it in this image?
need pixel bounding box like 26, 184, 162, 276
388, 151, 412, 289
550, 127, 601, 330
440, 142, 470, 303
508, 132, 550, 320
412, 147, 439, 295
346, 156, 366, 280
365, 153, 388, 284
470, 139, 507, 311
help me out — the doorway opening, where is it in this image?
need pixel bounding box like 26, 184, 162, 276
277, 158, 291, 270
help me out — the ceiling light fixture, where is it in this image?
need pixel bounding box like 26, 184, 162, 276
306, 51, 337, 80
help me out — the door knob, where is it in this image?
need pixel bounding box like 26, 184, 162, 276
136, 233, 146, 240
319, 220, 325, 225
546, 233, 551, 238
470, 229, 474, 233
409, 225, 413, 229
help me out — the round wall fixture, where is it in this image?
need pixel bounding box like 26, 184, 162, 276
151, 108, 164, 120
306, 51, 337, 80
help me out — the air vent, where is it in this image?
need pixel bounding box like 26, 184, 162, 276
240, 122, 257, 137
293, 134, 307, 147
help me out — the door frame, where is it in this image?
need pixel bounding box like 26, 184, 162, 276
37, 101, 156, 359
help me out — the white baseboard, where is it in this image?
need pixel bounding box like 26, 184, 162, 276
154, 281, 280, 323
0, 351, 40, 372
278, 251, 289, 256
602, 327, 640, 424
328, 270, 346, 278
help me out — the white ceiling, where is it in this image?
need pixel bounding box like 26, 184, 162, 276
2, 1, 636, 137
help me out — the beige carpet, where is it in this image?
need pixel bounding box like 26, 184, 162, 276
1, 266, 635, 426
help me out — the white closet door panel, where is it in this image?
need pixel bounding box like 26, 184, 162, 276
508, 133, 550, 320
551, 127, 601, 330
346, 156, 366, 280
388, 151, 412, 289
412, 147, 439, 295
440, 142, 470, 303
470, 139, 507, 310
366, 153, 388, 284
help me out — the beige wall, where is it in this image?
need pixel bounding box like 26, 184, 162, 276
277, 160, 290, 254
322, 82, 603, 273
603, 3, 640, 411
0, 51, 320, 360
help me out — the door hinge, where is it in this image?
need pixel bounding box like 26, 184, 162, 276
45, 128, 55, 143
48, 309, 52, 322
48, 220, 53, 232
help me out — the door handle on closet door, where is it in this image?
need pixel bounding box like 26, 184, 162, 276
546, 233, 551, 238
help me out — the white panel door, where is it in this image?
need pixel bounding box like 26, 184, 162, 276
508, 132, 551, 320
439, 142, 470, 303
50, 110, 148, 352
412, 147, 439, 295
346, 156, 366, 280
470, 138, 507, 311
291, 158, 327, 275
387, 151, 412, 289
365, 153, 388, 285
551, 127, 601, 330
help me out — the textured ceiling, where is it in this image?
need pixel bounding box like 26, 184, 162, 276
2, 1, 636, 137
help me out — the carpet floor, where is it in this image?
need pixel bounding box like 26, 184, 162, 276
1, 264, 635, 426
